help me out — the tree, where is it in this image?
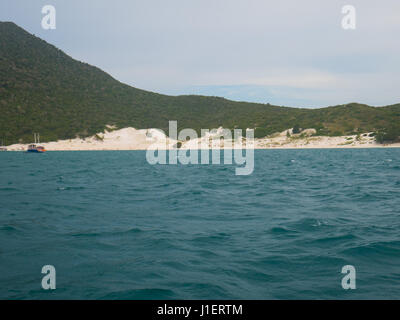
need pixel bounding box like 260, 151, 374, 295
292, 124, 301, 134
376, 127, 400, 143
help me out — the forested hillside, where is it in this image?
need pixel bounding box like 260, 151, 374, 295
1, 21, 399, 144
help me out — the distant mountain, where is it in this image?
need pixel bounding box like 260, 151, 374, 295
1, 21, 399, 144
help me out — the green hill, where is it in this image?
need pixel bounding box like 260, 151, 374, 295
1, 21, 399, 144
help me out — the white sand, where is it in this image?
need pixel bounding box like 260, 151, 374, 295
5, 127, 400, 151
254, 129, 400, 149
6, 128, 178, 151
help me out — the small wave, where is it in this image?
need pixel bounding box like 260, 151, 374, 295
69, 227, 143, 238
0, 225, 19, 232
179, 282, 229, 298
312, 233, 358, 244
287, 218, 330, 232
100, 288, 176, 300
56, 186, 86, 191
340, 240, 400, 260
0, 187, 18, 191
270, 226, 298, 235
255, 192, 268, 197
190, 232, 231, 244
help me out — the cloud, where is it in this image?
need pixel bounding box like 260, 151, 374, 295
1, 0, 399, 107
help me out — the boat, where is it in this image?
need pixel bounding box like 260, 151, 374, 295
27, 133, 46, 153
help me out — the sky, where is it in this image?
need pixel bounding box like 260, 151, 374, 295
1, 0, 399, 108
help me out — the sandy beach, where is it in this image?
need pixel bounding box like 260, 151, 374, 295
5, 127, 400, 151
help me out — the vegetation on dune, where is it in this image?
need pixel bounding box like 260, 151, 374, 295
375, 127, 400, 144
0, 21, 399, 144
292, 124, 301, 134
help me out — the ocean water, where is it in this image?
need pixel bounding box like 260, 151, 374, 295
0, 149, 399, 300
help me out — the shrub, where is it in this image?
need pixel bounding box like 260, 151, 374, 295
376, 128, 400, 143
254, 127, 270, 138
292, 124, 301, 134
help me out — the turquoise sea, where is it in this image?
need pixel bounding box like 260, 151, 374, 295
0, 149, 399, 299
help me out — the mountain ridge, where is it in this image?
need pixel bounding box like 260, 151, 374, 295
1, 21, 399, 144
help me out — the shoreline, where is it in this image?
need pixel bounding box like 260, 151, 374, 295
3, 127, 400, 151
4, 146, 400, 151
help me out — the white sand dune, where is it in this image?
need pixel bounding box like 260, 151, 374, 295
6, 128, 178, 151
254, 129, 400, 149
5, 127, 400, 151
